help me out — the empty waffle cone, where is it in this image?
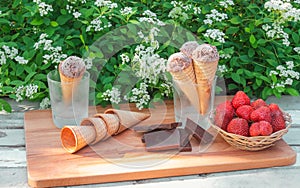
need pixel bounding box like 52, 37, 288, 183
94, 113, 120, 137
61, 125, 96, 153
104, 109, 150, 134
80, 117, 108, 144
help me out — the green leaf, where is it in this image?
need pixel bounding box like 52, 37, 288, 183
249, 35, 256, 45
230, 16, 242, 24
57, 14, 72, 25
30, 18, 43, 25
286, 88, 299, 96
292, 32, 299, 43
266, 59, 278, 67
12, 0, 22, 8
248, 48, 255, 57
0, 99, 12, 113
25, 72, 37, 83
231, 73, 241, 84
257, 39, 266, 45
197, 25, 207, 33
50, 21, 59, 27
262, 87, 272, 99
226, 27, 239, 34
0, 18, 10, 24
103, 76, 115, 84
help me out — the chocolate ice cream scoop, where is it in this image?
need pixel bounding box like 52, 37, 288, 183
180, 41, 199, 58
59, 56, 86, 78
167, 52, 192, 72
192, 44, 219, 63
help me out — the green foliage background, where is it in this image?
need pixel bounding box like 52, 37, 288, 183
0, 0, 299, 112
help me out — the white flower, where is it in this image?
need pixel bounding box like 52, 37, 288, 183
15, 56, 28, 65
0, 51, 6, 65
219, 0, 234, 8
120, 7, 133, 16
73, 11, 81, 19
204, 29, 226, 43
95, 0, 117, 9
33, 33, 67, 64
84, 57, 93, 69
120, 54, 130, 64
204, 9, 228, 25
15, 84, 39, 102
218, 65, 228, 73
102, 87, 121, 104
40, 97, 51, 109
138, 10, 165, 26
33, 0, 53, 16
125, 83, 150, 110
86, 16, 112, 32
294, 47, 300, 54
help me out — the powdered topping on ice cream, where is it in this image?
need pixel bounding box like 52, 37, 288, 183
167, 52, 192, 72
192, 44, 219, 63
180, 41, 199, 58
59, 56, 86, 78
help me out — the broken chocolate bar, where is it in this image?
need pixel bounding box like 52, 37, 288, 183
133, 122, 182, 133
143, 128, 191, 152
184, 118, 213, 144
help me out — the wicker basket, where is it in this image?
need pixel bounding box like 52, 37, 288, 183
210, 111, 292, 151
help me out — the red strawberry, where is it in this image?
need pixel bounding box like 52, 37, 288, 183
250, 106, 272, 123
214, 101, 234, 130
249, 122, 260, 136
236, 105, 254, 121
251, 99, 267, 109
249, 121, 273, 136
227, 118, 249, 137
271, 113, 286, 132
259, 121, 273, 136
269, 103, 283, 116
231, 91, 251, 109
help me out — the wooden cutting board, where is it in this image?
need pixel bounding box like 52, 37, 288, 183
24, 98, 296, 188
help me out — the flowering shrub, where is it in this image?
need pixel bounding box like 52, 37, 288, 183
0, 0, 299, 112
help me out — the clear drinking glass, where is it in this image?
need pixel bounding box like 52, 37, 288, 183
47, 70, 90, 128
173, 77, 217, 129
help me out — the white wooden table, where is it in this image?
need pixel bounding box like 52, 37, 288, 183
1, 96, 299, 188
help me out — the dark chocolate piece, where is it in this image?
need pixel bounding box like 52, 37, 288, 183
178, 128, 192, 152
184, 118, 213, 144
144, 129, 191, 152
133, 122, 182, 133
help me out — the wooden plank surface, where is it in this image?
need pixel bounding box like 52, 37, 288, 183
1, 96, 300, 188
24, 101, 296, 188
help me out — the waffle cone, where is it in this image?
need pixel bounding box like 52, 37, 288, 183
196, 79, 212, 115
193, 60, 218, 82
94, 113, 120, 137
58, 62, 85, 104
80, 117, 107, 144
60, 125, 96, 153
171, 64, 199, 112
170, 63, 196, 83
104, 109, 150, 134
193, 60, 217, 115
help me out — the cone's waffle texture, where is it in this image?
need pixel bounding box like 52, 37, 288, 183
60, 125, 96, 153
80, 117, 107, 144
170, 64, 196, 84
193, 60, 218, 82
58, 63, 85, 105
193, 61, 217, 115
104, 109, 150, 134
94, 113, 120, 137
